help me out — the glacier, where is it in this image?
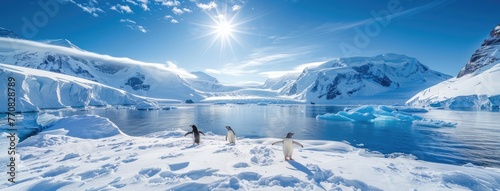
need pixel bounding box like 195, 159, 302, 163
0, 63, 159, 113
0, 36, 202, 102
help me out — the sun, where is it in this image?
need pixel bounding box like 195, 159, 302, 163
215, 20, 234, 37
208, 16, 239, 52
195, 5, 255, 55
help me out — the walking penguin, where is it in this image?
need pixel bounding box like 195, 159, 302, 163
225, 126, 236, 144
185, 125, 205, 145
272, 132, 303, 161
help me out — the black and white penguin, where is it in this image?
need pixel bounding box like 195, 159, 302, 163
185, 125, 205, 145
225, 126, 236, 144
272, 132, 303, 161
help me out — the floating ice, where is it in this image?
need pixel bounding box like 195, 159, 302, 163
317, 105, 455, 127
135, 101, 160, 110
413, 119, 458, 128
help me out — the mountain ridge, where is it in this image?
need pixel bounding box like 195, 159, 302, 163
407, 23, 500, 110
266, 53, 451, 104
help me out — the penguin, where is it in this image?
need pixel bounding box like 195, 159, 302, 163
225, 126, 236, 144
272, 132, 303, 161
184, 125, 205, 145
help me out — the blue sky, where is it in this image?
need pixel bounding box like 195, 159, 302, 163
1, 0, 499, 84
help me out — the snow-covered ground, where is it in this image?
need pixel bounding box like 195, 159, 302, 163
1, 114, 499, 190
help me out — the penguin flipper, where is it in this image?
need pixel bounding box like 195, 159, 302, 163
272, 141, 283, 145
292, 141, 304, 148
225, 135, 227, 141
184, 132, 193, 136
200, 131, 205, 136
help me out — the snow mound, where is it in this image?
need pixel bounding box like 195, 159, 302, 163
317, 105, 456, 127
21, 115, 124, 148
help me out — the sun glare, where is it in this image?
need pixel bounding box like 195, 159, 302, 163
216, 20, 233, 37
195, 4, 256, 56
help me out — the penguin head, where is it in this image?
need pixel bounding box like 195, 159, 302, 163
190, 125, 197, 130
286, 132, 294, 138
225, 126, 232, 130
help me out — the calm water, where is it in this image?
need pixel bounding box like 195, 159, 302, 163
5, 104, 500, 167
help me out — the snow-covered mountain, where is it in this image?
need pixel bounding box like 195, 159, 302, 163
39, 39, 83, 51
407, 24, 500, 110
263, 73, 300, 90
266, 54, 451, 104
184, 71, 241, 92
0, 63, 159, 113
0, 27, 455, 105
0, 27, 21, 39
0, 29, 202, 102
457, 24, 500, 78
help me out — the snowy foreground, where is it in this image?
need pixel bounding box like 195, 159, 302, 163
2, 115, 500, 191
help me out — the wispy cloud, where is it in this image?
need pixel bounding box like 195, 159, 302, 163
111, 4, 134, 14
120, 19, 136, 24
205, 45, 313, 77
66, 0, 104, 17
126, 0, 138, 6
0, 37, 194, 78
259, 61, 326, 78
159, 0, 180, 7
232, 5, 241, 11
164, 15, 179, 23
119, 19, 147, 33
141, 3, 150, 11
197, 1, 217, 11
172, 7, 184, 14
137, 26, 147, 33
318, 0, 453, 34
204, 53, 291, 76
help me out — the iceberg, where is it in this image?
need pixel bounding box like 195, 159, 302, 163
317, 105, 455, 127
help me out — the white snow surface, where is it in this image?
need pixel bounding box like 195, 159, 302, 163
407, 63, 500, 110
0, 63, 159, 113
1, 114, 499, 190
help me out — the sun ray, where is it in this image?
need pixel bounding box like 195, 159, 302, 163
191, 1, 263, 57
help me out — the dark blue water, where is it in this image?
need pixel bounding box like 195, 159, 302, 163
3, 104, 500, 167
